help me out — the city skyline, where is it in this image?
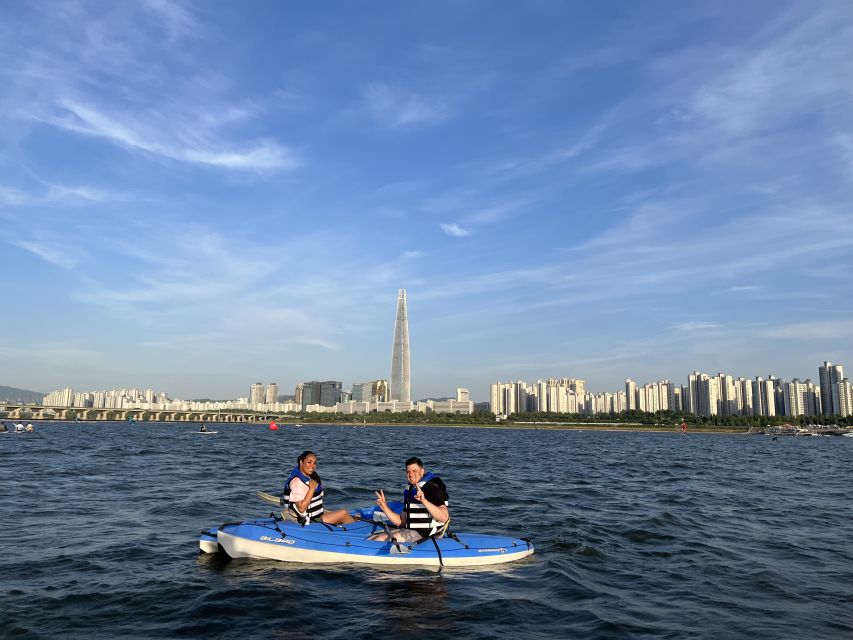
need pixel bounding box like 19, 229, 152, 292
2, 3, 853, 402
28, 359, 847, 409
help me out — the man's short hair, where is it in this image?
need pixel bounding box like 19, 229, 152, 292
405, 456, 423, 467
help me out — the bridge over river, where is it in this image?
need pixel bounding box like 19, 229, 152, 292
0, 404, 291, 424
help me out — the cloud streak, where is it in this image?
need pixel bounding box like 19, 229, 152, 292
43, 99, 298, 171
362, 83, 445, 127
13, 239, 83, 270
440, 222, 470, 237
764, 320, 853, 341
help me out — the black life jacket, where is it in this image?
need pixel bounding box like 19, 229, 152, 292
403, 471, 448, 537
283, 466, 324, 523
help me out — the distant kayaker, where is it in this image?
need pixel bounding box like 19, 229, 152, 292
199, 423, 208, 432
372, 457, 449, 543
282, 450, 355, 526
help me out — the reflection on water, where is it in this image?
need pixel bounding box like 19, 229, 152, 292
383, 575, 451, 633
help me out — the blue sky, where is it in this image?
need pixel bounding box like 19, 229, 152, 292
2, 2, 852, 402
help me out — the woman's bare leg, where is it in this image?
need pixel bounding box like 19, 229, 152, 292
322, 509, 356, 525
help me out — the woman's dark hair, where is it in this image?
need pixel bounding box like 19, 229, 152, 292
298, 450, 317, 464
405, 456, 423, 467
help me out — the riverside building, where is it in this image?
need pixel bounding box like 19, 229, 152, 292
490, 364, 848, 419
819, 361, 845, 416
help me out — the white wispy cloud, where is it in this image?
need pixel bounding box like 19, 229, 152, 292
57, 224, 394, 357
485, 121, 607, 180
41, 99, 298, 171
2, 3, 297, 174
834, 132, 853, 180
689, 9, 853, 136
0, 183, 131, 206
728, 285, 761, 292
375, 180, 426, 196
141, 0, 203, 41
362, 83, 445, 127
13, 239, 83, 270
0, 187, 29, 205
764, 320, 853, 341
0, 342, 103, 363
463, 194, 543, 225
440, 222, 470, 237
672, 321, 722, 332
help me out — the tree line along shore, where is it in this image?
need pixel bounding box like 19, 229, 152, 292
10, 408, 849, 433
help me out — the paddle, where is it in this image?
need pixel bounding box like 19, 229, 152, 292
256, 491, 284, 506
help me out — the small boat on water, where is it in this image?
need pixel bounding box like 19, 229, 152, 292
842, 432, 853, 438
199, 500, 533, 567
15, 423, 25, 433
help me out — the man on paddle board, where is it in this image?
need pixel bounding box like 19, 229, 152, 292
372, 457, 449, 543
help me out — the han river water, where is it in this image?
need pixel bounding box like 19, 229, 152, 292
2, 422, 852, 639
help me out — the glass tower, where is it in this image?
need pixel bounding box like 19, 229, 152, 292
390, 289, 411, 402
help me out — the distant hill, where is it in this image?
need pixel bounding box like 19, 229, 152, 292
0, 386, 45, 404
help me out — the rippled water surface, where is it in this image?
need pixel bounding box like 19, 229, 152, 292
2, 422, 852, 639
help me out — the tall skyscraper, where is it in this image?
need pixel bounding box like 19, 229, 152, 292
625, 379, 637, 410
249, 382, 264, 406
819, 361, 844, 416
265, 383, 279, 404
390, 288, 411, 402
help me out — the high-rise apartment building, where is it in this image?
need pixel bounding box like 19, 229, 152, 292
818, 361, 844, 416
490, 378, 586, 417
249, 382, 264, 406
837, 378, 852, 417
625, 379, 637, 410
43, 387, 74, 407
752, 377, 776, 416
265, 383, 279, 405
390, 289, 411, 402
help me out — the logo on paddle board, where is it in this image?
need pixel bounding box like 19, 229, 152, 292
477, 548, 507, 553
260, 535, 296, 545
